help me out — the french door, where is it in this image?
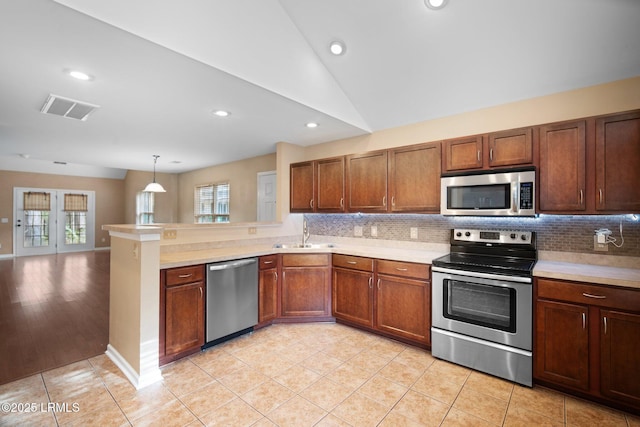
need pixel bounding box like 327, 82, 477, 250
14, 188, 95, 256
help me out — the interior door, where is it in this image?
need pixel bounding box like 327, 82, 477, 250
14, 188, 95, 256
257, 171, 277, 222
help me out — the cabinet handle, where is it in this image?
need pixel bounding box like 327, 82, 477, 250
599, 189, 603, 205
274, 271, 278, 282
178, 273, 193, 279
603, 316, 608, 335
382, 196, 386, 207
582, 312, 586, 329
391, 196, 395, 207
377, 278, 381, 290
199, 287, 203, 299
579, 189, 583, 205
310, 199, 314, 209
368, 276, 373, 289
346, 261, 357, 265
477, 150, 481, 162
490, 148, 494, 161
395, 267, 408, 271
582, 292, 606, 299
263, 260, 274, 265
340, 198, 344, 208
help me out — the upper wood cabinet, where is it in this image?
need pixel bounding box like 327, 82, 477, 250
389, 142, 441, 213
346, 150, 389, 213
290, 161, 315, 213
316, 157, 346, 212
290, 158, 345, 213
442, 128, 533, 172
595, 111, 640, 212
538, 120, 587, 212
488, 127, 533, 168
442, 135, 483, 172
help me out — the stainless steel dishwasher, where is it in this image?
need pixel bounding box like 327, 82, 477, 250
204, 258, 258, 347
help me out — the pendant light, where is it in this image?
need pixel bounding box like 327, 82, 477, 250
143, 155, 166, 193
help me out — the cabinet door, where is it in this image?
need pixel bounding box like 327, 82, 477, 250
165, 282, 204, 357
488, 127, 533, 168
538, 120, 587, 212
595, 111, 640, 212
316, 157, 345, 212
534, 299, 589, 390
259, 268, 278, 324
332, 268, 373, 327
281, 267, 331, 317
389, 142, 441, 212
290, 161, 315, 212
375, 275, 430, 345
442, 135, 483, 171
600, 309, 640, 407
346, 151, 388, 212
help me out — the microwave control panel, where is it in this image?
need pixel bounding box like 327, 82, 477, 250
519, 182, 534, 210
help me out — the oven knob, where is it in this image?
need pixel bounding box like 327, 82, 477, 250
456, 232, 462, 237
510, 233, 517, 239
465, 231, 471, 237
521, 235, 527, 241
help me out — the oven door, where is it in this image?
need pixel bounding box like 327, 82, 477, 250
432, 268, 532, 351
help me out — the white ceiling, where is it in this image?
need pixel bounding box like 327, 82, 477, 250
1, 0, 638, 178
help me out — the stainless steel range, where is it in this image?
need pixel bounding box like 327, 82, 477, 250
431, 229, 537, 386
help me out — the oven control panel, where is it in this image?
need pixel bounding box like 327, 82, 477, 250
453, 229, 532, 244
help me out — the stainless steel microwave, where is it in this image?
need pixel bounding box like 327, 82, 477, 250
441, 168, 535, 216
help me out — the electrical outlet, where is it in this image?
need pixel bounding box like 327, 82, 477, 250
163, 230, 177, 240
410, 227, 418, 239
594, 235, 608, 251
354, 226, 363, 237
371, 226, 378, 237
248, 227, 257, 234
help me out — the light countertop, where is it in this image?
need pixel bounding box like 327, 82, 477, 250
533, 260, 640, 290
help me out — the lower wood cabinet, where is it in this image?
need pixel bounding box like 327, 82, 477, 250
535, 278, 640, 413
160, 265, 205, 366
258, 255, 278, 326
332, 255, 431, 347
280, 254, 332, 321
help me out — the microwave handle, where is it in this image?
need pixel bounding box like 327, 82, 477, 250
512, 182, 519, 214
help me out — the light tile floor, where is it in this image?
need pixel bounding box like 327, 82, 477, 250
1, 322, 638, 426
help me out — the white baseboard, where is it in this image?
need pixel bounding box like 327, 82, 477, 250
105, 344, 163, 390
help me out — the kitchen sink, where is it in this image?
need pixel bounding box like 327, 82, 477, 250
273, 243, 336, 249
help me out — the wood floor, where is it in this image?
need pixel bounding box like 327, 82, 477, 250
0, 250, 110, 385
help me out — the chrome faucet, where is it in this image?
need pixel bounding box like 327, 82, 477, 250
302, 218, 310, 245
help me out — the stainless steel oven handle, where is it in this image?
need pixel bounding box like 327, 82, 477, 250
432, 266, 532, 284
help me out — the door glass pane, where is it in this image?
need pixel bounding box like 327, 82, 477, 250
444, 279, 515, 332
65, 212, 87, 245
23, 211, 50, 247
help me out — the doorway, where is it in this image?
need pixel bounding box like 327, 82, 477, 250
257, 171, 277, 222
14, 188, 95, 256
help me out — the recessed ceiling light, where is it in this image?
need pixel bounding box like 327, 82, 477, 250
306, 122, 318, 128
68, 70, 93, 81
329, 41, 346, 56
424, 0, 448, 10
213, 110, 230, 117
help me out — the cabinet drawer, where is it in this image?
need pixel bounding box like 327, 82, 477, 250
165, 265, 204, 287
332, 254, 373, 272
282, 254, 330, 267
376, 259, 430, 280
259, 255, 278, 270
537, 278, 640, 312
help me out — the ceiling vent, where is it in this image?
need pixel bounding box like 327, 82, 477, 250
40, 94, 99, 121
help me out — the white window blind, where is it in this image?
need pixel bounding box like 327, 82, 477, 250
194, 183, 230, 223
136, 191, 155, 224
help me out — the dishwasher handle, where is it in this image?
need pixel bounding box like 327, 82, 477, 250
208, 258, 257, 271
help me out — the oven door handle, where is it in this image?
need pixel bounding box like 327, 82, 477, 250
432, 266, 532, 284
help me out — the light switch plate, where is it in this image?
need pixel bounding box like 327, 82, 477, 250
371, 226, 378, 237
354, 226, 363, 237
410, 227, 418, 239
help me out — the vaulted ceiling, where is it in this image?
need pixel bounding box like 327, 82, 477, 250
1, 0, 638, 178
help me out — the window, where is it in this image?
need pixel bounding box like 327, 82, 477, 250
194, 183, 230, 223
136, 191, 155, 224
63, 193, 88, 245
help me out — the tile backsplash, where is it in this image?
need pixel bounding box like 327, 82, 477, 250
305, 214, 640, 257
